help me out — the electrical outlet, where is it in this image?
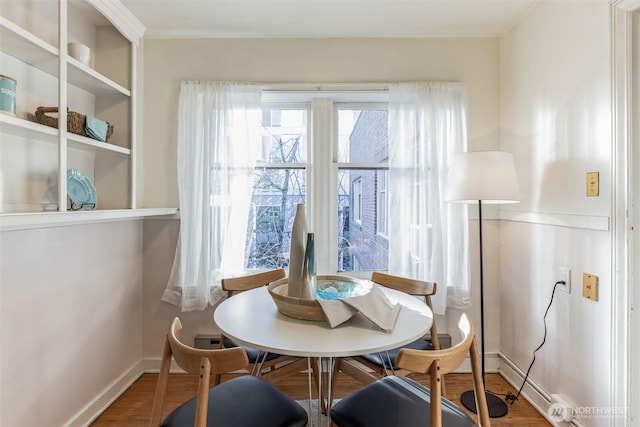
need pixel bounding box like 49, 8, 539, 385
558, 268, 571, 293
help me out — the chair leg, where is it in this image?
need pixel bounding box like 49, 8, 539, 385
335, 358, 378, 385
441, 374, 447, 398
329, 358, 343, 411
195, 357, 211, 427
429, 360, 443, 427
426, 299, 446, 397
260, 358, 308, 383
469, 339, 490, 427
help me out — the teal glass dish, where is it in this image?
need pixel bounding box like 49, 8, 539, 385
316, 279, 371, 300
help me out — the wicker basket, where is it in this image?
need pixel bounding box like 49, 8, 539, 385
35, 106, 114, 142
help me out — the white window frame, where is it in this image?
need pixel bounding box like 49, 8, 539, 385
377, 169, 388, 238
259, 87, 389, 276
353, 177, 363, 225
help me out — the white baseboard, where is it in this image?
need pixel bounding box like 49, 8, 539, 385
498, 352, 583, 427
65, 359, 145, 427
67, 358, 186, 427
143, 356, 186, 373
451, 351, 501, 374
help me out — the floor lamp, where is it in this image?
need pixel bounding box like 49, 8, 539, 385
445, 151, 520, 418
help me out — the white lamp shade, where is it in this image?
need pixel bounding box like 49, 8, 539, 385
445, 151, 520, 204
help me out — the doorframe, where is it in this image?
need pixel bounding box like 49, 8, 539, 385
612, 1, 638, 425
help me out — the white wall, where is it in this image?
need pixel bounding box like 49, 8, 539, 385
499, 2, 613, 424
142, 218, 216, 359
0, 221, 144, 427
139, 37, 503, 362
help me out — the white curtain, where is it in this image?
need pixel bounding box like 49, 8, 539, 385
388, 82, 470, 315
163, 81, 262, 311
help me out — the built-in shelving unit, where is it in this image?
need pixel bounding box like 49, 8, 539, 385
0, 0, 176, 224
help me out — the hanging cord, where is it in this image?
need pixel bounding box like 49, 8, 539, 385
505, 280, 563, 404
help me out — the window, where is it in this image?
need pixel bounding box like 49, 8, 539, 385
338, 107, 389, 272
243, 96, 389, 274
171, 81, 469, 312
246, 108, 307, 270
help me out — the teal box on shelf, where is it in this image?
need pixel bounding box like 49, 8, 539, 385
0, 74, 17, 116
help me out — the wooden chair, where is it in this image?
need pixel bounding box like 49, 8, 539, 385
220, 268, 308, 382
149, 317, 308, 427
335, 272, 444, 388
330, 313, 490, 427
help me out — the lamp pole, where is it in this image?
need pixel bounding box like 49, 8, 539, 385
478, 200, 485, 381
460, 200, 508, 417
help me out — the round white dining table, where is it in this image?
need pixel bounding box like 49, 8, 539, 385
213, 284, 433, 358
214, 284, 433, 426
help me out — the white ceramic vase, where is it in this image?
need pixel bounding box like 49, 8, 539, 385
288, 203, 308, 298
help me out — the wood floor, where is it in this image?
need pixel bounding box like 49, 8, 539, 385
92, 369, 551, 426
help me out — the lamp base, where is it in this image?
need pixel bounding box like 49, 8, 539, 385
460, 389, 508, 418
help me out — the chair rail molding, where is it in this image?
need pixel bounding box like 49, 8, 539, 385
497, 210, 610, 231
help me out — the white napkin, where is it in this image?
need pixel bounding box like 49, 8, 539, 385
316, 284, 401, 332
316, 297, 358, 328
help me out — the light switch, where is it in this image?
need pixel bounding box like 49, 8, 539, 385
582, 273, 599, 301
587, 172, 599, 197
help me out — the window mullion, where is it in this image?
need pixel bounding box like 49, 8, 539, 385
310, 98, 335, 273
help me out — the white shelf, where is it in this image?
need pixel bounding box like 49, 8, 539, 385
67, 132, 130, 155
0, 208, 179, 231
67, 58, 130, 96
0, 16, 59, 78
0, 114, 129, 155
0, 113, 58, 142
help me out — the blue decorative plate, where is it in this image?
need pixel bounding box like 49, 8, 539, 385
316, 280, 371, 300
67, 168, 97, 210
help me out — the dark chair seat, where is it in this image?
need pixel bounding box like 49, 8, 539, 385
150, 317, 308, 427
222, 337, 282, 363
358, 338, 434, 370
331, 376, 477, 427
162, 375, 308, 427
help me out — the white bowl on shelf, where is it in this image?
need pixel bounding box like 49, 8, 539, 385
68, 43, 91, 66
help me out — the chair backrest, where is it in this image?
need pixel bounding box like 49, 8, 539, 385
371, 272, 441, 351
168, 317, 249, 375
370, 272, 437, 298
221, 268, 286, 297
395, 313, 490, 427
149, 317, 250, 427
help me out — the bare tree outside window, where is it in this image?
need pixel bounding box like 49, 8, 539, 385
245, 110, 306, 269
242, 105, 388, 273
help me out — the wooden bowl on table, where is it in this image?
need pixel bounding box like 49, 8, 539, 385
268, 275, 366, 322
